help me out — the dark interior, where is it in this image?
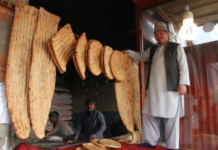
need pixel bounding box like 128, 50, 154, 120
28, 0, 137, 137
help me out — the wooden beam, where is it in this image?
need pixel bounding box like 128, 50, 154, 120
165, 12, 176, 17
135, 6, 145, 111
156, 6, 179, 31
194, 13, 218, 23
133, 0, 172, 10
161, 0, 204, 9
176, 13, 218, 27
172, 1, 218, 22
162, 0, 218, 18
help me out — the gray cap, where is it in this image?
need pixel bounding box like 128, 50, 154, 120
155, 22, 168, 32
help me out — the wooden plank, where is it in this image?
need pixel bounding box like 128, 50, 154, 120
155, 6, 179, 31
133, 0, 171, 10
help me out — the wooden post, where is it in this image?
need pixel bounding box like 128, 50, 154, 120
135, 5, 145, 110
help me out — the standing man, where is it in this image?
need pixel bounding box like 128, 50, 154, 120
123, 22, 190, 150
65, 99, 106, 144
46, 111, 75, 137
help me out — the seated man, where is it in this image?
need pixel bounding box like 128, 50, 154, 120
65, 99, 106, 143
46, 111, 75, 137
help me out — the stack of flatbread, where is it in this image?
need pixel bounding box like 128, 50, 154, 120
116, 130, 142, 144
112, 53, 134, 133
110, 52, 142, 133
77, 139, 121, 150
127, 57, 142, 132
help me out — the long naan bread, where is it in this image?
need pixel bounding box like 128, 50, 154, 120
28, 7, 60, 140
101, 46, 114, 80
50, 24, 76, 74
127, 57, 142, 132
48, 39, 64, 74
110, 51, 126, 81
73, 32, 87, 80
5, 2, 38, 140
86, 40, 103, 76
115, 54, 134, 133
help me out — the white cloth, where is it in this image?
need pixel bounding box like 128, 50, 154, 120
141, 100, 180, 149
0, 124, 10, 150
0, 82, 11, 124
128, 44, 190, 118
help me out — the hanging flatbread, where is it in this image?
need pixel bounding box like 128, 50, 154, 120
50, 24, 76, 73
82, 143, 106, 150
99, 139, 121, 148
86, 40, 103, 76
115, 55, 134, 133
72, 47, 85, 79
101, 46, 114, 80
28, 7, 60, 140
91, 139, 107, 148
127, 57, 142, 132
5, 2, 38, 140
110, 51, 126, 81
73, 32, 87, 80
48, 39, 64, 74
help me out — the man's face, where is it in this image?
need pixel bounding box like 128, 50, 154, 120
87, 103, 95, 111
154, 30, 169, 45
49, 116, 57, 123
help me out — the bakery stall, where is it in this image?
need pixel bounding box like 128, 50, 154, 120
0, 0, 146, 149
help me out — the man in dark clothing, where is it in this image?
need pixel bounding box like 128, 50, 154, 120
64, 99, 106, 144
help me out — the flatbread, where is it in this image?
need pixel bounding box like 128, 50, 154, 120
99, 139, 121, 148
75, 146, 87, 150
73, 32, 87, 80
72, 45, 85, 80
127, 57, 142, 132
47, 39, 64, 74
50, 24, 76, 73
101, 46, 114, 80
110, 51, 126, 81
5, 2, 39, 140
28, 7, 60, 140
115, 55, 134, 133
86, 40, 103, 76
82, 143, 106, 150
91, 139, 107, 148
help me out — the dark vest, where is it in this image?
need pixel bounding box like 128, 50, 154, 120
146, 42, 180, 91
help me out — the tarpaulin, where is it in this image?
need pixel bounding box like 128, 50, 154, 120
15, 142, 167, 150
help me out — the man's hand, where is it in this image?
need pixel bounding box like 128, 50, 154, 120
73, 136, 78, 142
67, 140, 74, 144
45, 130, 55, 136
89, 134, 97, 140
177, 84, 187, 95
122, 50, 129, 54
